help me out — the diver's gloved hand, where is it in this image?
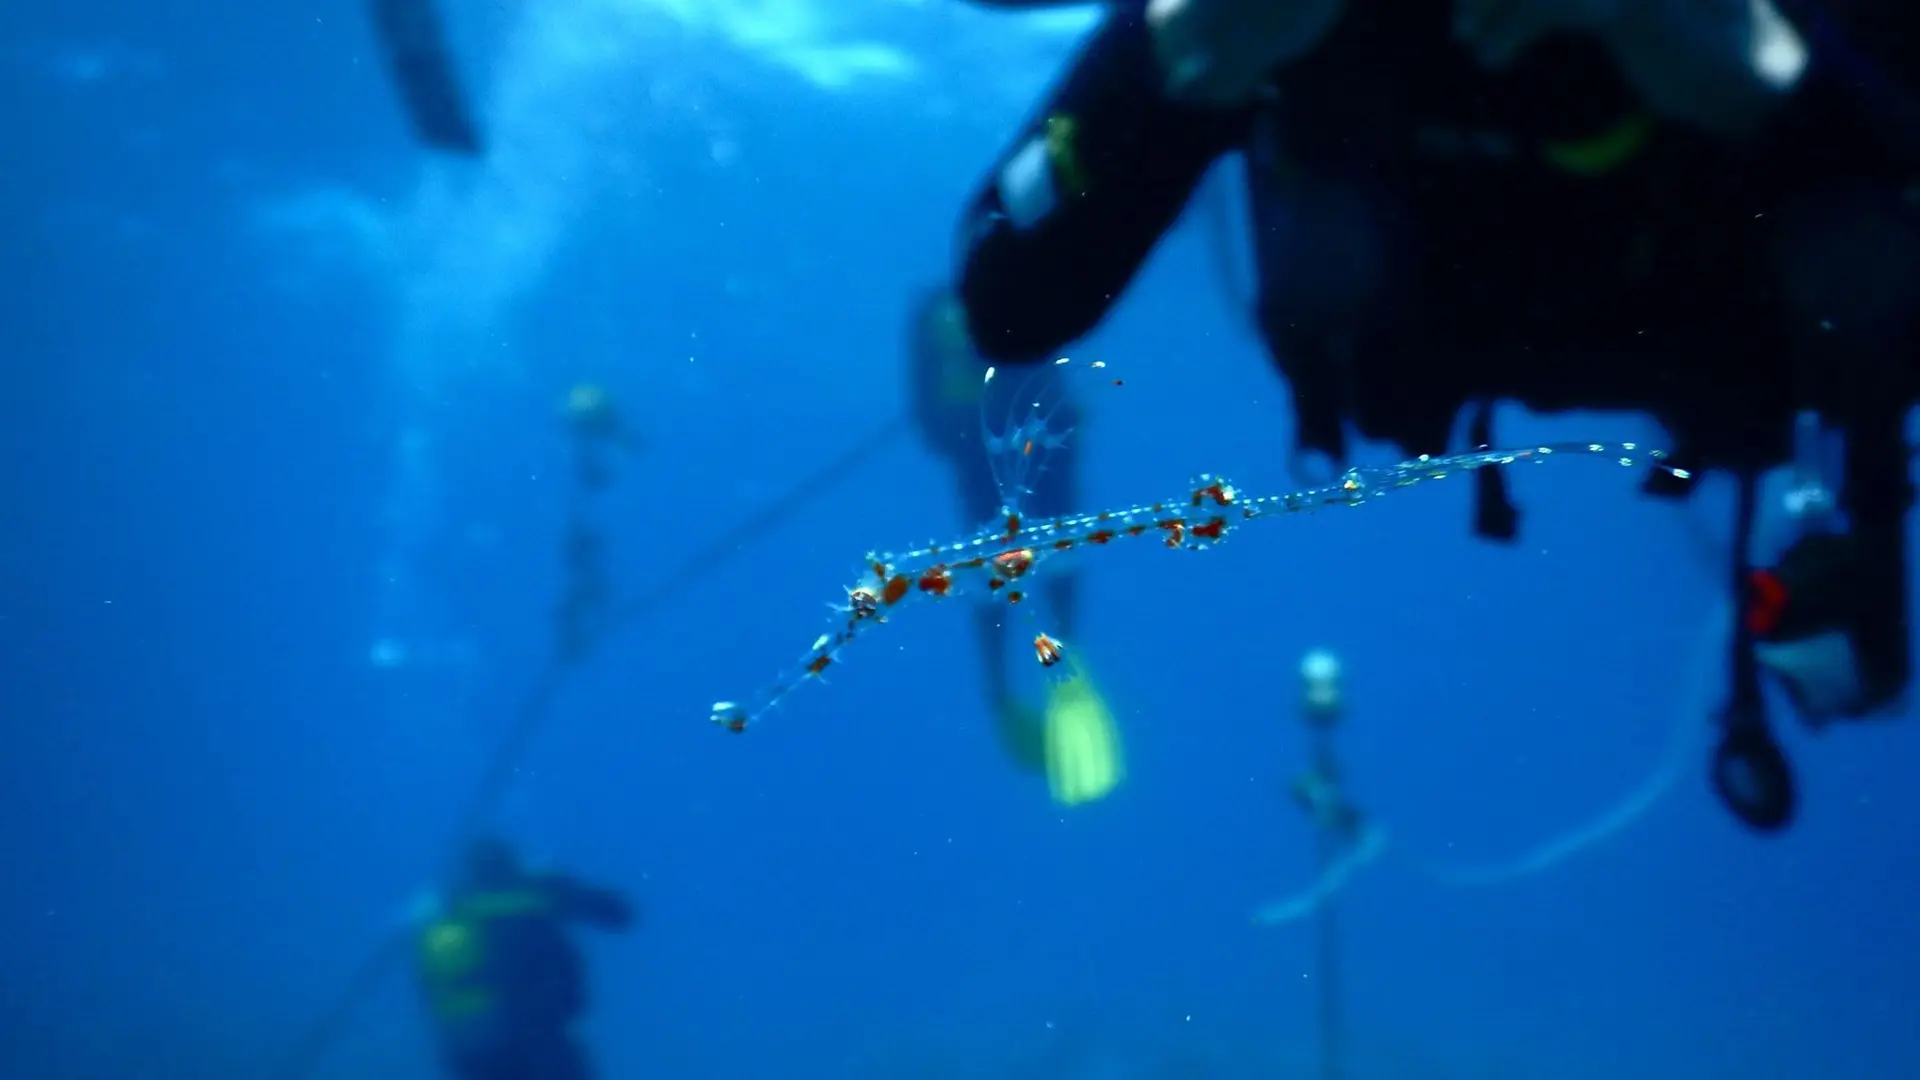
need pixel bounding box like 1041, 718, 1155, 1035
1145, 0, 1345, 107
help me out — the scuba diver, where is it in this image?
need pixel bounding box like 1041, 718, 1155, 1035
906, 287, 1124, 806
1292, 648, 1364, 1080
948, 0, 1920, 833
368, 0, 485, 155
559, 384, 638, 495
552, 385, 622, 664
553, 383, 642, 662
415, 836, 636, 1080
1293, 649, 1367, 851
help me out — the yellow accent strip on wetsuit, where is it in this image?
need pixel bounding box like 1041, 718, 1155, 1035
1538, 113, 1655, 176
418, 918, 496, 1020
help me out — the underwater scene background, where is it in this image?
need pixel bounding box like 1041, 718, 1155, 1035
5, 1, 1918, 1077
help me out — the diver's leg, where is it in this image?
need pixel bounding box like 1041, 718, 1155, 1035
976, 602, 1011, 708
446, 1049, 513, 1080
546, 1035, 592, 1080
982, 598, 1052, 772
1842, 405, 1911, 712
485, 1032, 587, 1080
957, 6, 1250, 364
436, 1050, 481, 1080
1019, 444, 1082, 642
438, 1030, 516, 1080
1045, 571, 1079, 644
1772, 187, 1920, 714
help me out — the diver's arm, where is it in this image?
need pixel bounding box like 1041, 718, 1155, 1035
956, 7, 1253, 363
540, 875, 639, 930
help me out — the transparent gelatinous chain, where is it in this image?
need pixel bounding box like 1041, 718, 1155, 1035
709, 435, 1682, 732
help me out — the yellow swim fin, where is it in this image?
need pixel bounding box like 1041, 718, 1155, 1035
1043, 660, 1125, 807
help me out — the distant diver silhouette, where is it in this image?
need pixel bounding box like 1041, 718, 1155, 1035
368, 0, 485, 156
274, 394, 908, 1079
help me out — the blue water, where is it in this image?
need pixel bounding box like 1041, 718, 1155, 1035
6, 3, 1919, 1078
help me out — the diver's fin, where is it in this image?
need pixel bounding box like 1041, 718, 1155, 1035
1043, 660, 1125, 807
369, 0, 485, 156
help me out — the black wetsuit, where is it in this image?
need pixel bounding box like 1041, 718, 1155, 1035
959, 3, 1916, 457
952, 0, 1920, 823
959, 3, 1918, 441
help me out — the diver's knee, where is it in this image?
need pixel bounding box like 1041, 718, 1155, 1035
957, 202, 1105, 364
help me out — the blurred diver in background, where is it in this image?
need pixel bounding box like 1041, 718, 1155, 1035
416, 837, 636, 1080
906, 287, 1124, 806
1293, 649, 1367, 853
368, 0, 485, 155
952, 0, 1920, 832
553, 384, 639, 663
559, 384, 640, 495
